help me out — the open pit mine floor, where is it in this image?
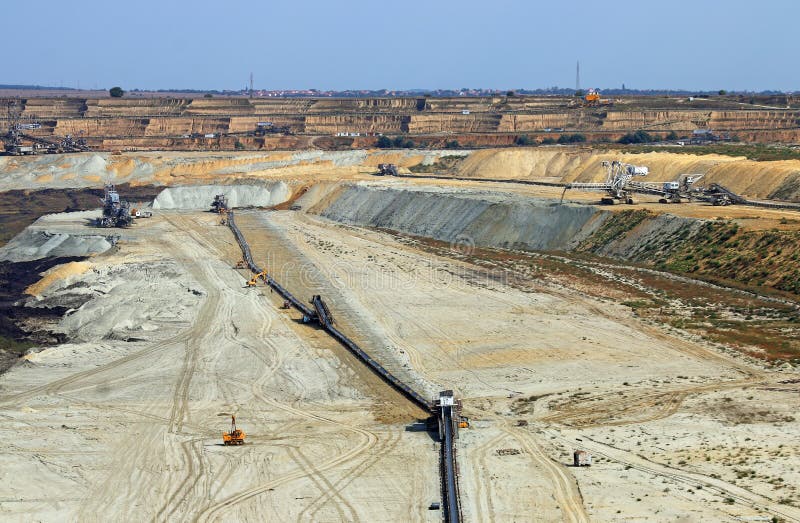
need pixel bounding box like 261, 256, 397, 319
1, 202, 800, 522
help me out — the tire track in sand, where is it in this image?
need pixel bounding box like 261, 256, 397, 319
502, 424, 588, 523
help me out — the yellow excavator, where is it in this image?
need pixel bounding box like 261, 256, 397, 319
246, 270, 268, 287
223, 415, 246, 446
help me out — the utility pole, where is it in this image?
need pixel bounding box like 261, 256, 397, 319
249, 72, 254, 99
576, 61, 581, 92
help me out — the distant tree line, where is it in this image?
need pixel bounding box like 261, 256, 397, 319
376, 136, 415, 149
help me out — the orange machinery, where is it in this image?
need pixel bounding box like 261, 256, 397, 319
246, 270, 268, 287
223, 415, 246, 445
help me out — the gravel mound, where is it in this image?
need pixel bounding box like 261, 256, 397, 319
0, 230, 117, 262
152, 183, 290, 210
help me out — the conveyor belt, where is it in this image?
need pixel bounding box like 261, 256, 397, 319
227, 211, 460, 521
227, 211, 315, 318
399, 172, 566, 188
310, 295, 432, 412
441, 403, 462, 523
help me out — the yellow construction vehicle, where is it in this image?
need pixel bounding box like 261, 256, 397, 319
582, 88, 612, 107
246, 270, 268, 287
223, 415, 246, 446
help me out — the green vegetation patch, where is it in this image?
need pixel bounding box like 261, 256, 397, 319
577, 209, 651, 251
409, 155, 466, 174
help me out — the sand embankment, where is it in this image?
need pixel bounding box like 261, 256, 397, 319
152, 183, 290, 210
2, 147, 799, 202
306, 181, 800, 294
0, 150, 465, 191
455, 148, 800, 201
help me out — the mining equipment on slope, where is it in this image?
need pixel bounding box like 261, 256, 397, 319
562, 161, 705, 205
700, 183, 747, 206
376, 163, 399, 176
394, 159, 800, 212
3, 100, 90, 155
246, 270, 268, 288
224, 211, 464, 521
253, 121, 291, 136
581, 88, 613, 107
563, 160, 650, 204
97, 184, 133, 228
222, 415, 245, 445
211, 194, 229, 214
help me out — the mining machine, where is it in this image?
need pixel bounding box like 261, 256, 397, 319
211, 194, 229, 214
376, 163, 399, 176
3, 101, 90, 155
222, 415, 246, 445
97, 185, 133, 227
246, 270, 268, 287
564, 160, 650, 204
562, 161, 705, 205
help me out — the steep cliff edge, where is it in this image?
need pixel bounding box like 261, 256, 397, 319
308, 182, 800, 295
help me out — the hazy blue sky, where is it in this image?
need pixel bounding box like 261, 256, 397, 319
5, 0, 796, 91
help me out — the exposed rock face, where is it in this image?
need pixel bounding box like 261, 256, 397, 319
8, 96, 800, 150
307, 182, 800, 294
0, 150, 464, 191
312, 183, 601, 251
0, 230, 116, 263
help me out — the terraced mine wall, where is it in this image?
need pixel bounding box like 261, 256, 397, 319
309, 184, 800, 295
2, 148, 799, 203
5, 97, 800, 150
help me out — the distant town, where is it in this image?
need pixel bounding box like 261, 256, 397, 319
0, 84, 794, 98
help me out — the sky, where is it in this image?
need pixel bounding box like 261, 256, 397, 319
4, 0, 797, 92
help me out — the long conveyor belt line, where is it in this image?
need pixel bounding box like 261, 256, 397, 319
399, 173, 800, 212
310, 295, 432, 411
227, 211, 315, 318
226, 210, 461, 522
441, 403, 462, 523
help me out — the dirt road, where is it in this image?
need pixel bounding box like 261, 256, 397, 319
0, 212, 437, 522
240, 209, 800, 521
2, 205, 799, 522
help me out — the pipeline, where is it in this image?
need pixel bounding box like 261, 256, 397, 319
227, 211, 460, 521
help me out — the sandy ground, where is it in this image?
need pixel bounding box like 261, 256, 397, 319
0, 212, 438, 522
1, 203, 799, 521
241, 209, 800, 522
